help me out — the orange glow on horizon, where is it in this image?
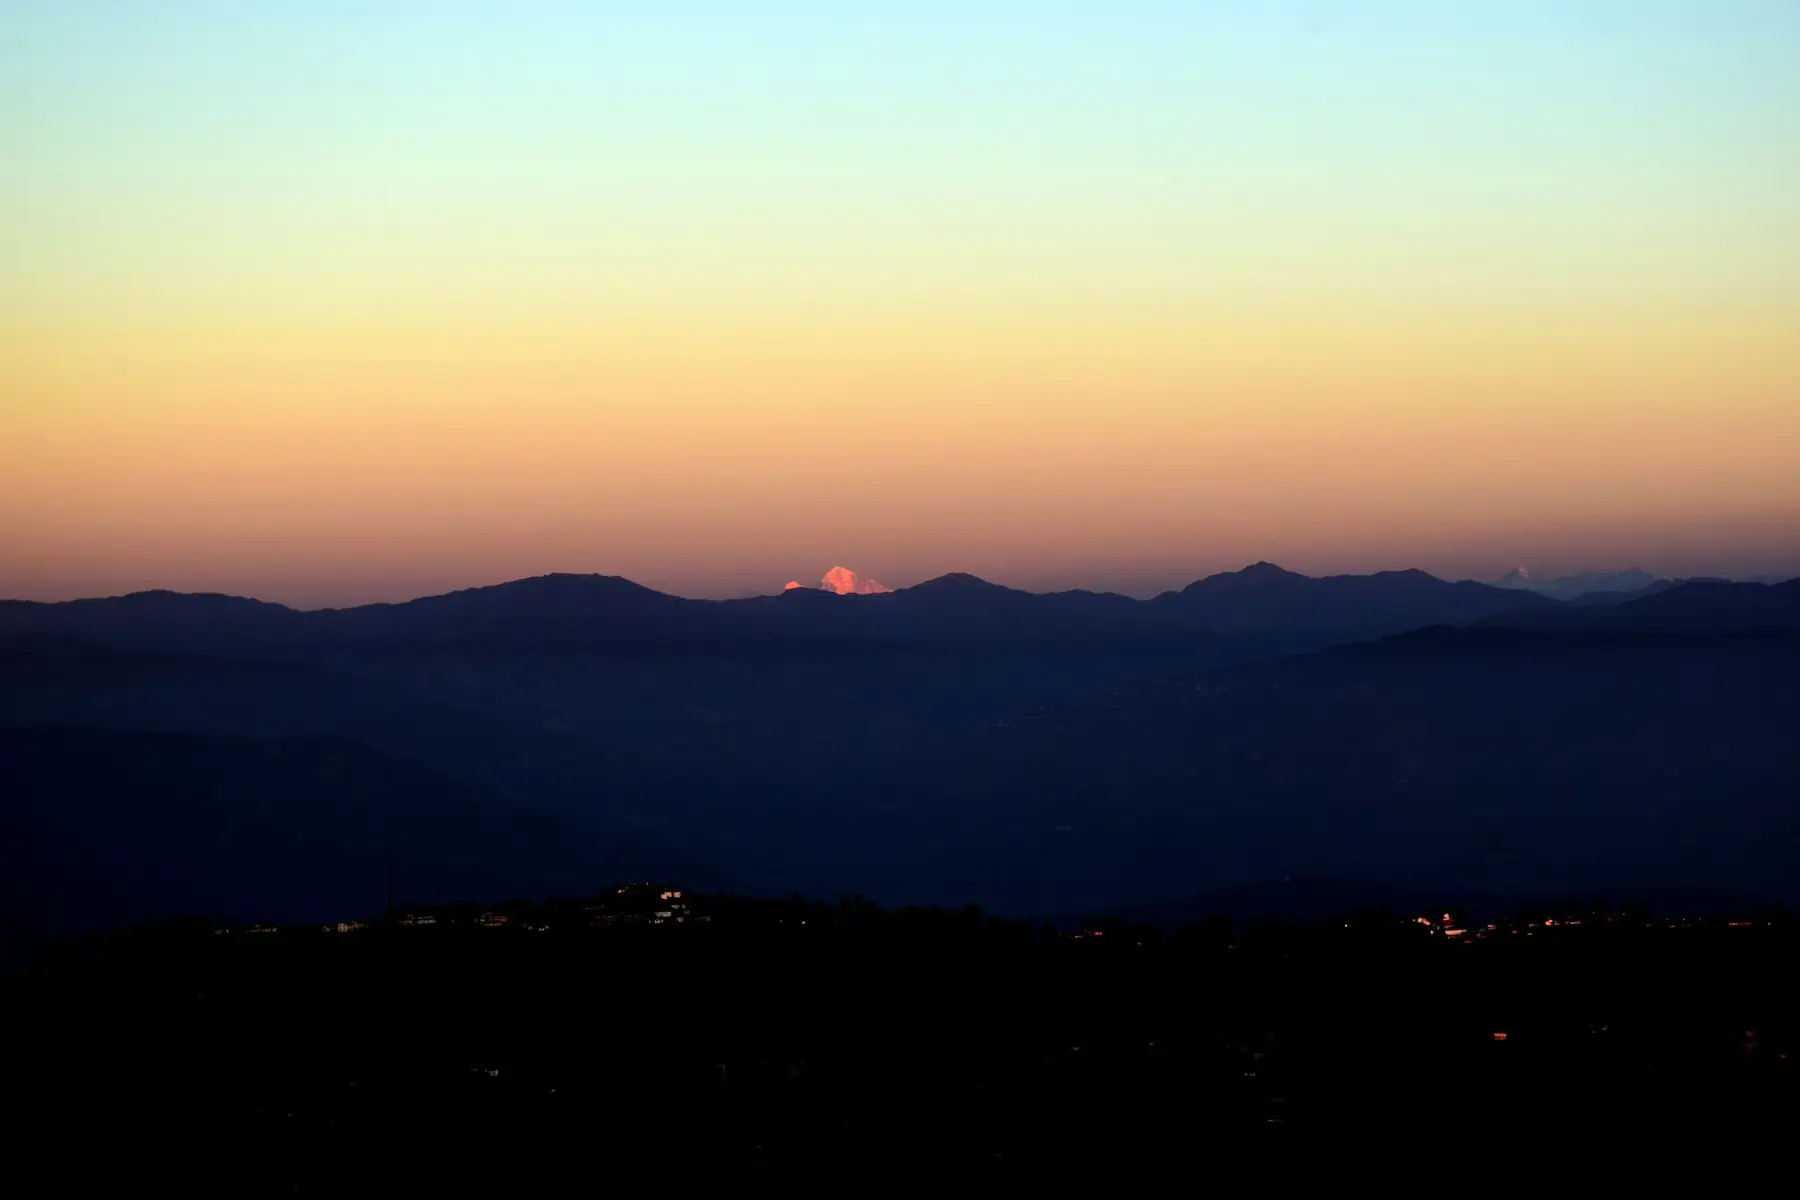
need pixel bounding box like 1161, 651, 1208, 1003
5, 306, 1795, 605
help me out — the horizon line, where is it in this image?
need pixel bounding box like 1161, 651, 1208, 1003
7, 562, 1794, 612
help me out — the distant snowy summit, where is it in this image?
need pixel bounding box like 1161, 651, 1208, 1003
819, 566, 892, 595
788, 566, 892, 595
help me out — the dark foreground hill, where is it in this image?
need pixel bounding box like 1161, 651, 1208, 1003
845, 624, 1800, 914
0, 728, 712, 963
0, 639, 691, 814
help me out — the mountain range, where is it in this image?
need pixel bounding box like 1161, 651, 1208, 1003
4, 565, 1799, 953
1492, 567, 1661, 601
1, 562, 1572, 653
13, 564, 1794, 658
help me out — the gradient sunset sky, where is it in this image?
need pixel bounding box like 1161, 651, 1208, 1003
4, 3, 1797, 605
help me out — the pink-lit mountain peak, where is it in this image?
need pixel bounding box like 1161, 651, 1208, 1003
818, 566, 892, 595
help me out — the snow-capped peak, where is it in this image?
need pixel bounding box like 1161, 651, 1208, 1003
819, 566, 891, 595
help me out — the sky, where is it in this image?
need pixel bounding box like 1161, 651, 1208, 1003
3, 2, 1798, 605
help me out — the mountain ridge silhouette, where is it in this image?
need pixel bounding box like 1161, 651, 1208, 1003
3, 562, 1586, 650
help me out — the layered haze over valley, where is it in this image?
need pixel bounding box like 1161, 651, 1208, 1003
5, 558, 1797, 958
